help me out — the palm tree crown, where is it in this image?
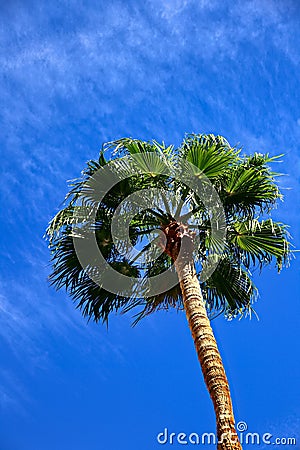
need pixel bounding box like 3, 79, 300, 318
45, 134, 290, 325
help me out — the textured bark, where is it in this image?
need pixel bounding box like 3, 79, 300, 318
163, 222, 242, 450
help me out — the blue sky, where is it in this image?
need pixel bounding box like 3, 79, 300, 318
1, 1, 300, 449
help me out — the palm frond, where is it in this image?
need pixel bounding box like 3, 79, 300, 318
201, 255, 258, 319
179, 133, 240, 179
126, 253, 182, 325
130, 283, 182, 326
45, 133, 292, 325
48, 232, 141, 324
64, 152, 108, 206
221, 154, 282, 217
228, 219, 290, 271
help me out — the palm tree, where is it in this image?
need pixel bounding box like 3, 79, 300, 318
45, 134, 290, 450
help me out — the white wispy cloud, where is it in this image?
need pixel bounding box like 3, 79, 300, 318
258, 415, 300, 449
0, 0, 299, 413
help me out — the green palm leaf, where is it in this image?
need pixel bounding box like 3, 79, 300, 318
222, 154, 282, 217
48, 232, 141, 324
228, 219, 290, 271
45, 133, 292, 324
180, 133, 240, 179
201, 255, 257, 319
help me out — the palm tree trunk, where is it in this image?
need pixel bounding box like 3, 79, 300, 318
174, 253, 242, 450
